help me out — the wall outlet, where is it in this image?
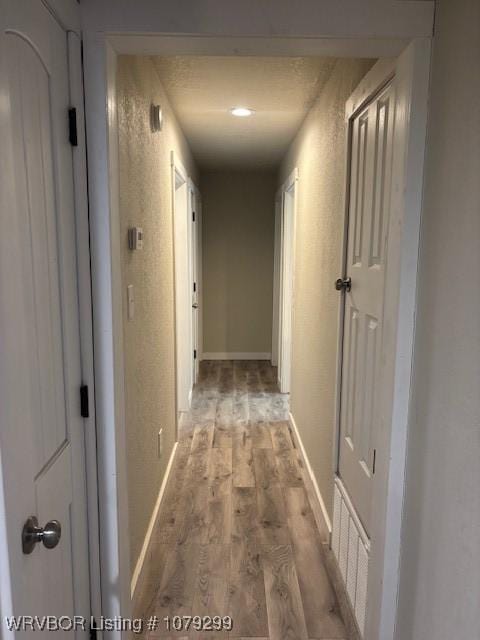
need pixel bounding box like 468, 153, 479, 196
128, 226, 144, 250
157, 428, 163, 459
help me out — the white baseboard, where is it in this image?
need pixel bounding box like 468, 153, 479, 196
288, 411, 332, 539
130, 442, 178, 598
202, 352, 272, 360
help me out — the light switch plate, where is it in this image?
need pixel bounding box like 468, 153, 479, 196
128, 226, 144, 250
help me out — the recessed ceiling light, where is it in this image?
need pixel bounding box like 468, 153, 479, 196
230, 107, 254, 117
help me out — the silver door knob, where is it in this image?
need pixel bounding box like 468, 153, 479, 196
335, 277, 352, 292
22, 516, 62, 554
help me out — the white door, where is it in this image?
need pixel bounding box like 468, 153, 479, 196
191, 186, 201, 385
173, 157, 192, 412
338, 81, 395, 534
279, 173, 297, 394
0, 0, 90, 634
271, 193, 282, 367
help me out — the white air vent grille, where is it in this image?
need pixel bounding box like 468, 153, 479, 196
332, 477, 370, 637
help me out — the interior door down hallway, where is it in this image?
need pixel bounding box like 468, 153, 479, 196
338, 80, 395, 535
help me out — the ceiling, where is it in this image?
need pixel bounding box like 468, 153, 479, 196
152, 56, 337, 170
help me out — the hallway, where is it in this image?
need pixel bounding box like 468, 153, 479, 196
133, 361, 347, 639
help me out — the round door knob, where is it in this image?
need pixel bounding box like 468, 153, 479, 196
22, 516, 62, 554
335, 277, 352, 292
192, 303, 199, 309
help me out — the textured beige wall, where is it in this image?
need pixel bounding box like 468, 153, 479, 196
396, 0, 480, 637
202, 171, 276, 354
116, 56, 197, 576
279, 58, 374, 520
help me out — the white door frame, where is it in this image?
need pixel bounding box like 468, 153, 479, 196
333, 42, 431, 640
278, 168, 298, 393
172, 153, 193, 414
82, 32, 431, 640
0, 0, 102, 634
271, 190, 283, 367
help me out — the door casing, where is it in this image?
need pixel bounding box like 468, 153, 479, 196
0, 0, 102, 633
84, 32, 431, 640
333, 45, 431, 640
278, 168, 298, 394
172, 153, 193, 415
190, 181, 203, 383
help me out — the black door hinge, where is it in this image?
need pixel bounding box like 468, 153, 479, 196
372, 448, 377, 475
89, 619, 97, 640
193, 281, 197, 293
194, 349, 197, 360
80, 385, 89, 418
68, 107, 78, 146
192, 211, 196, 222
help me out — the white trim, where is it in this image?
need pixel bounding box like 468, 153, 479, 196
42, 0, 80, 32
171, 150, 193, 414
282, 167, 299, 193
372, 39, 431, 640
334, 475, 370, 551
271, 189, 283, 367
202, 352, 272, 361
278, 168, 298, 393
0, 447, 13, 640
171, 149, 188, 183
130, 442, 178, 598
345, 58, 396, 117
288, 412, 332, 538
95, 8, 435, 48
105, 35, 423, 60
333, 57, 397, 495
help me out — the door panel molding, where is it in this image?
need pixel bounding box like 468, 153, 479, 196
172, 152, 193, 415
67, 29, 103, 628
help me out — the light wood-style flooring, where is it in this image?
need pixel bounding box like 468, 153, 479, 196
133, 360, 347, 640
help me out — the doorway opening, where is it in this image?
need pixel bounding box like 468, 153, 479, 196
86, 37, 430, 640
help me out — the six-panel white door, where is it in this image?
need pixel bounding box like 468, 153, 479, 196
338, 81, 395, 535
0, 0, 90, 634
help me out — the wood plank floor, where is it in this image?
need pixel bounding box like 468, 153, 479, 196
133, 360, 347, 640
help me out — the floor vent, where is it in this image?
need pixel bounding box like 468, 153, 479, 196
332, 477, 370, 637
